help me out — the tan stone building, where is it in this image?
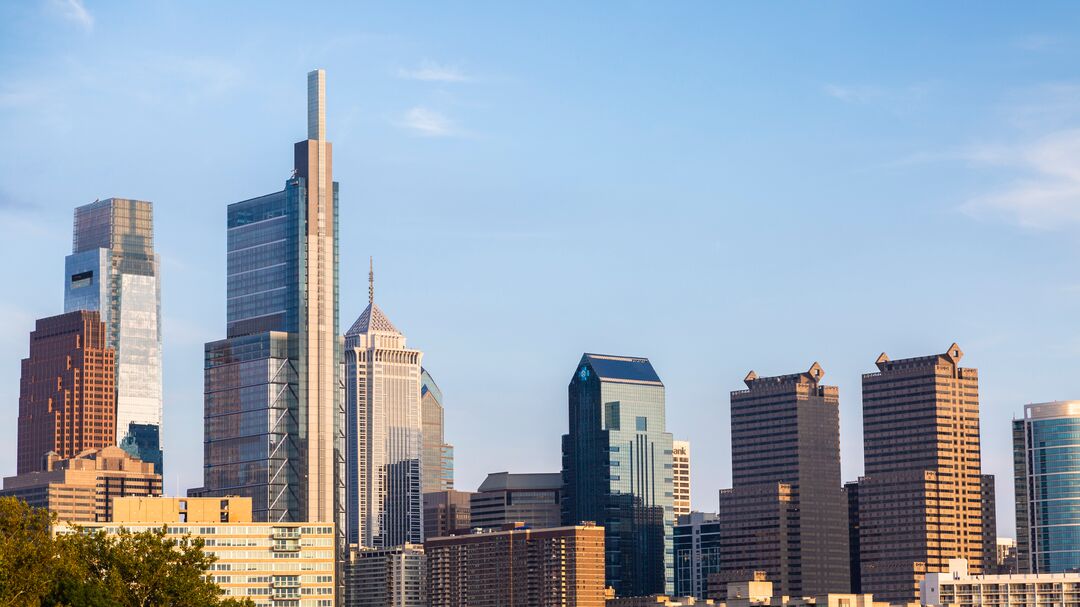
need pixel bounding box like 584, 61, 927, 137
1, 445, 160, 522
425, 522, 606, 607
673, 441, 691, 518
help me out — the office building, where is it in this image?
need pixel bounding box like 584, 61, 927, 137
563, 353, 674, 597
17, 311, 116, 474
921, 558, 1080, 606
844, 481, 861, 593
858, 344, 986, 604
64, 198, 163, 472
994, 538, 1018, 575
422, 369, 454, 493
1013, 401, 1080, 573
980, 474, 996, 574
716, 364, 849, 597
673, 440, 691, 517
62, 496, 335, 607
674, 511, 722, 599
200, 70, 344, 531
424, 490, 472, 539
345, 268, 424, 547
425, 522, 606, 607
470, 471, 561, 529
344, 544, 426, 607
1, 446, 161, 522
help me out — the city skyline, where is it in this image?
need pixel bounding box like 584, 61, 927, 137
7, 3, 1080, 542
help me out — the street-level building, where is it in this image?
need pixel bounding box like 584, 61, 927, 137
470, 471, 561, 529
921, 558, 1080, 606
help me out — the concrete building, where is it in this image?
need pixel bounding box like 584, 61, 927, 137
857, 344, 986, 604
344, 544, 426, 607
65, 198, 163, 474
920, 558, 1080, 606
421, 369, 454, 493
425, 522, 606, 607
63, 496, 335, 607
674, 512, 722, 599
563, 353, 674, 597
423, 490, 472, 539
716, 364, 850, 597
703, 572, 887, 607
673, 440, 691, 517
980, 474, 996, 574
1, 446, 160, 522
199, 70, 343, 533
17, 311, 116, 474
994, 538, 1018, 575
606, 596, 715, 606
345, 266, 424, 548
470, 471, 561, 529
1014, 401, 1080, 573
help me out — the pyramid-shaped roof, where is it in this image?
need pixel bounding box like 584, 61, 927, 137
345, 303, 401, 336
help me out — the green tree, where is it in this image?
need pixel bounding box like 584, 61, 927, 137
0, 497, 56, 607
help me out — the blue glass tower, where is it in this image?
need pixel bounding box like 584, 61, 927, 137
562, 353, 674, 597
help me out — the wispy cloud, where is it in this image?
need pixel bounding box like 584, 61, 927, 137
1013, 34, 1062, 52
823, 84, 883, 104
822, 83, 929, 107
397, 61, 471, 83
46, 0, 93, 32
398, 107, 458, 137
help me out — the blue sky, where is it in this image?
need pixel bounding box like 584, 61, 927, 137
4, 1, 1080, 537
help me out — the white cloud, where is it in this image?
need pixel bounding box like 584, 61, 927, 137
398, 107, 457, 137
397, 61, 471, 83
47, 0, 93, 32
822, 83, 929, 107
823, 84, 883, 104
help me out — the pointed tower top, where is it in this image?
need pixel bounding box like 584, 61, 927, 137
743, 370, 758, 387
307, 69, 326, 141
368, 256, 374, 305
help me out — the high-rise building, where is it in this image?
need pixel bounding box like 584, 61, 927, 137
1, 446, 161, 522
673, 440, 691, 517
344, 544, 427, 607
17, 311, 116, 474
674, 511, 722, 599
64, 198, 163, 472
981, 474, 997, 574
425, 522, 606, 607
423, 490, 472, 539
345, 268, 424, 548
844, 481, 861, 593
470, 472, 561, 529
562, 353, 674, 597
857, 344, 985, 604
421, 369, 454, 493
1013, 401, 1080, 573
715, 364, 850, 596
200, 70, 344, 533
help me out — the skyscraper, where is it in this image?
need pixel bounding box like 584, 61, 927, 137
562, 353, 674, 597
674, 511, 722, 599
200, 70, 344, 532
672, 440, 691, 517
64, 198, 163, 473
421, 369, 454, 493
715, 364, 850, 597
1014, 401, 1080, 573
345, 268, 424, 547
857, 344, 985, 603
17, 311, 116, 474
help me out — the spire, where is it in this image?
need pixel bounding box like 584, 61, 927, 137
307, 69, 326, 141
368, 257, 374, 305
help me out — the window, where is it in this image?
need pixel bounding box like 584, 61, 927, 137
636, 416, 648, 432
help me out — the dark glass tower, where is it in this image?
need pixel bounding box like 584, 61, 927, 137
562, 353, 674, 597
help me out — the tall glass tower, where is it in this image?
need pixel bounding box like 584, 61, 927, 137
562, 353, 674, 597
200, 70, 344, 532
64, 198, 163, 475
1014, 401, 1080, 573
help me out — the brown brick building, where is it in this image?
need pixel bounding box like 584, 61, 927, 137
425, 522, 606, 607
17, 311, 116, 474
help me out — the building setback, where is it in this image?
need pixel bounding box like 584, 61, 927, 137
715, 364, 850, 597
423, 490, 472, 539
673, 440, 691, 518
425, 523, 606, 607
421, 369, 454, 493
857, 344, 986, 604
17, 311, 116, 474
470, 472, 561, 530
562, 353, 674, 597
344, 544, 426, 607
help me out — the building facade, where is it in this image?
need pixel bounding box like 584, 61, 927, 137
421, 369, 454, 493
1013, 401, 1080, 573
2, 446, 161, 522
64, 198, 163, 472
470, 471, 561, 529
344, 544, 426, 607
921, 558, 1080, 607
673, 440, 691, 517
716, 364, 850, 597
17, 311, 116, 474
423, 490, 472, 539
562, 353, 674, 597
980, 474, 997, 574
674, 511, 722, 599
345, 275, 424, 548
858, 344, 986, 604
425, 523, 606, 607
200, 70, 344, 533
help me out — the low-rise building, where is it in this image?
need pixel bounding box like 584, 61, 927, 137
704, 572, 887, 607
921, 558, 1080, 606
607, 595, 715, 606
345, 543, 426, 607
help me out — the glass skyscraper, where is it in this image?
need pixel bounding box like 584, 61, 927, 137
421, 368, 454, 493
562, 353, 674, 597
199, 70, 344, 533
64, 198, 163, 474
1014, 401, 1080, 573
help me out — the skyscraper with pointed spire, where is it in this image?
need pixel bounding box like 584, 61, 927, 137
345, 264, 425, 547
198, 70, 344, 533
